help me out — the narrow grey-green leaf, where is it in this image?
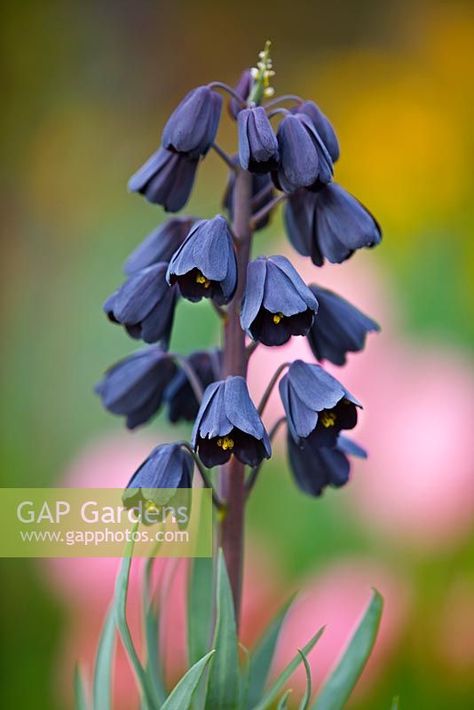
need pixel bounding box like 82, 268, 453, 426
276, 689, 292, 709
74, 664, 89, 710
252, 626, 325, 710
188, 557, 213, 666
114, 524, 159, 709
391, 695, 400, 709
93, 605, 116, 710
312, 589, 383, 710
298, 650, 312, 710
247, 596, 294, 708
161, 650, 215, 710
142, 555, 166, 704
205, 549, 239, 709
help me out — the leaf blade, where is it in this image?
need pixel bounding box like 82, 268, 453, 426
161, 650, 216, 710
312, 589, 383, 710
74, 664, 89, 710
204, 550, 239, 709
92, 605, 116, 710
188, 557, 214, 666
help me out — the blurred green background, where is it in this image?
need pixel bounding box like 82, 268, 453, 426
1, 0, 473, 707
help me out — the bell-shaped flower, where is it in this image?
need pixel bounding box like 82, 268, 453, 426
292, 100, 340, 162
165, 349, 222, 423
279, 360, 361, 446
288, 433, 367, 497
128, 147, 198, 212
274, 113, 333, 193
192, 376, 271, 467
238, 106, 279, 173
123, 443, 194, 510
223, 163, 274, 231
166, 215, 237, 305
307, 286, 380, 365
104, 263, 177, 346
162, 85, 222, 158
124, 217, 195, 275
95, 347, 176, 429
284, 183, 381, 266
241, 255, 318, 346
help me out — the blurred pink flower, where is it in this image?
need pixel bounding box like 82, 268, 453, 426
249, 245, 474, 551
272, 559, 410, 697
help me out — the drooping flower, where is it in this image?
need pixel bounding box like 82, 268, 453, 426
284, 183, 381, 266
279, 360, 361, 446
104, 263, 177, 346
95, 348, 176, 429
274, 113, 333, 193
162, 85, 222, 158
192, 377, 271, 467
166, 215, 237, 305
307, 285, 380, 365
223, 164, 274, 231
287, 432, 367, 497
241, 256, 318, 346
229, 69, 252, 118
124, 217, 195, 275
292, 101, 340, 163
238, 106, 279, 173
123, 443, 194, 509
128, 147, 198, 212
165, 349, 222, 423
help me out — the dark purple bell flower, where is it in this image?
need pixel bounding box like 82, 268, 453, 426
223, 163, 274, 231
288, 432, 366, 497
124, 217, 195, 275
104, 262, 177, 347
284, 183, 382, 266
192, 376, 271, 468
279, 360, 361, 446
162, 85, 222, 158
128, 147, 198, 213
123, 443, 194, 510
165, 349, 222, 423
166, 215, 237, 306
274, 113, 333, 193
238, 106, 279, 173
292, 101, 339, 163
307, 286, 380, 365
241, 256, 318, 346
95, 347, 176, 429
229, 69, 252, 118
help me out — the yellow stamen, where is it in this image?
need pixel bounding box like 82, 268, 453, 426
272, 312, 284, 325
195, 272, 211, 288
217, 436, 234, 451
145, 500, 159, 513
320, 411, 336, 428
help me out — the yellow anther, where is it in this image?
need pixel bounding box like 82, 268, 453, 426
320, 411, 336, 428
145, 500, 159, 513
195, 272, 211, 288
217, 436, 234, 451
272, 312, 284, 325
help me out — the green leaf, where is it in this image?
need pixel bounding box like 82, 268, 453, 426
205, 549, 239, 709
247, 596, 294, 708
252, 626, 325, 710
298, 650, 312, 710
114, 523, 159, 709
391, 696, 400, 710
92, 605, 116, 710
161, 650, 215, 710
74, 664, 89, 710
188, 557, 213, 666
142, 555, 166, 705
312, 589, 383, 710
276, 689, 293, 709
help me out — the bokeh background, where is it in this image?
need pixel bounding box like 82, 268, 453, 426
1, 0, 473, 707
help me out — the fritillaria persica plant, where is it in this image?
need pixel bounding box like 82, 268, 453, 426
89, 42, 384, 710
